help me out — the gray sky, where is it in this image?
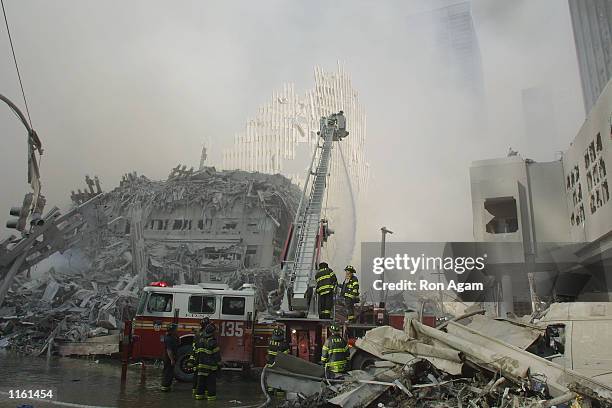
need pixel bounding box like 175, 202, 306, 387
0, 0, 584, 242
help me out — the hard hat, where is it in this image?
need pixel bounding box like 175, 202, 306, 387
329, 324, 341, 334
200, 317, 210, 328
319, 262, 329, 269
272, 328, 284, 337
339, 110, 344, 114
204, 323, 216, 337
344, 265, 356, 273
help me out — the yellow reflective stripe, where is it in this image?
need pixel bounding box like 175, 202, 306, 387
197, 364, 218, 369
330, 347, 348, 353
268, 351, 278, 355
322, 345, 330, 351
316, 273, 334, 281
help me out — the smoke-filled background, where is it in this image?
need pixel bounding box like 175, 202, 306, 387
0, 0, 584, 243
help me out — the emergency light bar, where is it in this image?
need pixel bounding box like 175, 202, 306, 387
149, 281, 169, 287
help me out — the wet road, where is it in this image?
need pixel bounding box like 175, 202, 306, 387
0, 351, 269, 408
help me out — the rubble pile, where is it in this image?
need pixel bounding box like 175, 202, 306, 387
105, 166, 300, 224
1, 167, 301, 354
0, 263, 137, 355
274, 314, 612, 408
226, 265, 281, 311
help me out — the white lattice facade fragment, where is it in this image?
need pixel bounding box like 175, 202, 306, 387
222, 64, 369, 264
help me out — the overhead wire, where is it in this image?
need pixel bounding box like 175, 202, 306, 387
1, 0, 33, 128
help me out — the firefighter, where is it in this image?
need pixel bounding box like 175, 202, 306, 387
320, 324, 349, 378
266, 327, 289, 394
194, 323, 221, 401
341, 265, 360, 323
315, 262, 337, 319
160, 323, 179, 392
266, 327, 289, 367
189, 317, 210, 396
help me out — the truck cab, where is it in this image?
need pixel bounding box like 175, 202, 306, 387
131, 282, 259, 381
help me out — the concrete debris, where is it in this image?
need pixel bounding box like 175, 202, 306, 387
99, 166, 299, 286
0, 257, 137, 355
0, 167, 300, 355
277, 314, 612, 407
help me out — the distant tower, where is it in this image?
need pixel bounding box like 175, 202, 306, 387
568, 0, 612, 114
407, 1, 485, 102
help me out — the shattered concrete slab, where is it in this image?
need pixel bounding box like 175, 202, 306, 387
278, 314, 612, 407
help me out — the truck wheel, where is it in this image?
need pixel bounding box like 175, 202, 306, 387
174, 344, 195, 382
350, 350, 379, 371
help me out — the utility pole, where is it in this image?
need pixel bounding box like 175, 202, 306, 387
380, 226, 393, 305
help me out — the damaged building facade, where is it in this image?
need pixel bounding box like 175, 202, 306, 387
0, 166, 300, 354
460, 80, 612, 315
101, 166, 301, 285
221, 64, 369, 266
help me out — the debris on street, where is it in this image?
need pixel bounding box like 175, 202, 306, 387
271, 310, 612, 407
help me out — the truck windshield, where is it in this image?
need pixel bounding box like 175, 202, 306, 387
147, 293, 173, 313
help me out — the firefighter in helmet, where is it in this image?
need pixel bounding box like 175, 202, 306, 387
340, 265, 360, 323
266, 327, 289, 367
189, 317, 210, 396
320, 324, 349, 378
160, 323, 179, 391
315, 262, 337, 319
194, 322, 221, 400
266, 327, 290, 394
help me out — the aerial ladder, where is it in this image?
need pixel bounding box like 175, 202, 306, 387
278, 111, 347, 318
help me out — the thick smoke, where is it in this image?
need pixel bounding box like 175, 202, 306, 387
0, 0, 583, 248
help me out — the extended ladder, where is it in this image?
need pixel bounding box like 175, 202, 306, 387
281, 113, 345, 313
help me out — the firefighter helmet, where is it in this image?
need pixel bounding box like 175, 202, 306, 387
344, 265, 356, 274
329, 324, 341, 334
272, 328, 284, 337
204, 323, 216, 337
167, 323, 178, 332
319, 262, 329, 269
200, 317, 210, 328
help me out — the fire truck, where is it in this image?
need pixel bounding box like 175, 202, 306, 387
131, 282, 277, 380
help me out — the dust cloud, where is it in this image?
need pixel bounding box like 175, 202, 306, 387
0, 0, 583, 245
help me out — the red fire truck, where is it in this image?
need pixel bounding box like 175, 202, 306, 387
129, 281, 413, 381
131, 282, 276, 381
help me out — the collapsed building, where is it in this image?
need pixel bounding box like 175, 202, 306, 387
0, 165, 300, 354
98, 165, 300, 286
